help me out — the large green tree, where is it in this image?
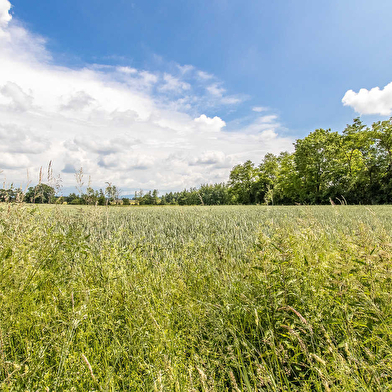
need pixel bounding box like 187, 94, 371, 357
25, 184, 55, 204
294, 128, 340, 203
228, 160, 260, 204
373, 118, 392, 202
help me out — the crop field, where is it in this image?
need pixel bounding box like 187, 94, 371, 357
1, 204, 392, 391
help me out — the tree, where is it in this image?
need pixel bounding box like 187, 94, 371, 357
199, 183, 233, 205
66, 193, 81, 205
229, 160, 260, 204
25, 184, 55, 204
140, 190, 154, 205
97, 189, 106, 206
122, 197, 130, 205
257, 153, 280, 204
373, 118, 392, 202
340, 119, 371, 176
105, 182, 120, 205
0, 184, 24, 203
85, 186, 98, 205
152, 189, 159, 205
274, 152, 300, 204
373, 118, 392, 166
294, 128, 340, 203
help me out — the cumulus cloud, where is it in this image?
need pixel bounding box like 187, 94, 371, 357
0, 82, 34, 111
72, 136, 137, 155
342, 82, 392, 116
189, 151, 234, 168
193, 151, 225, 165
0, 124, 49, 154
98, 153, 154, 171
0, 0, 11, 28
194, 114, 226, 131
62, 163, 76, 174
60, 91, 96, 111
0, 153, 30, 169
0, 0, 293, 192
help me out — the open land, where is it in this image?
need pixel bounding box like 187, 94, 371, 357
1, 204, 392, 391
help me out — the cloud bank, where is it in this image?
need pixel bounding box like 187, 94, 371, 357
0, 0, 293, 193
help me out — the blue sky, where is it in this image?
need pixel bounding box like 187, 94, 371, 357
1, 0, 392, 193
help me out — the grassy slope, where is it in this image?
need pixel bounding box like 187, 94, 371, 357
1, 204, 392, 391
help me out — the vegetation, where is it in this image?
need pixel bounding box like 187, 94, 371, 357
1, 204, 392, 390
160, 183, 231, 206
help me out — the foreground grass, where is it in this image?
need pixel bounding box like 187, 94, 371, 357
1, 204, 392, 391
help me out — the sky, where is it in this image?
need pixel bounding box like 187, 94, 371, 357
1, 0, 392, 195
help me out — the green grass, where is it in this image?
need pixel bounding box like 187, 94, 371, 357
1, 204, 392, 391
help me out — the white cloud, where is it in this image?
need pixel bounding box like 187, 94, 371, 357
252, 106, 268, 112
72, 136, 136, 155
207, 83, 226, 97
258, 115, 278, 123
159, 73, 191, 93
189, 151, 234, 168
0, 0, 11, 28
197, 70, 213, 80
221, 96, 241, 105
205, 83, 242, 105
235, 115, 281, 135
177, 64, 194, 74
0, 0, 293, 192
194, 114, 226, 131
0, 152, 30, 169
60, 91, 96, 111
138, 71, 158, 86
0, 124, 49, 154
116, 66, 137, 74
260, 129, 278, 140
342, 82, 392, 116
0, 82, 34, 111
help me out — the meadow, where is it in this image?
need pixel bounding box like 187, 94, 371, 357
1, 204, 392, 391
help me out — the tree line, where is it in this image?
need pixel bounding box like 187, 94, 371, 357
1, 117, 391, 205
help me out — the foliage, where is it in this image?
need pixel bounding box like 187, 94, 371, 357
224, 117, 392, 205
160, 183, 233, 206
135, 189, 160, 205
25, 183, 56, 204
0, 184, 24, 203
229, 160, 260, 204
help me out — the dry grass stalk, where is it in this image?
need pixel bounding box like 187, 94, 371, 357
81, 354, 97, 383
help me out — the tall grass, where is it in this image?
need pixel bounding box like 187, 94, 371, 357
1, 204, 392, 390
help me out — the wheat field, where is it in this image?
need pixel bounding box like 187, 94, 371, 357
1, 204, 392, 391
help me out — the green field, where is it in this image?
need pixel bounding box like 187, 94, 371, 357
1, 204, 392, 391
